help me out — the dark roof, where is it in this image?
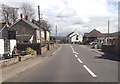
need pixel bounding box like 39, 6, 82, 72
0, 24, 9, 32
84, 29, 104, 38
10, 19, 39, 29
0, 22, 6, 31
66, 31, 75, 37
103, 32, 120, 37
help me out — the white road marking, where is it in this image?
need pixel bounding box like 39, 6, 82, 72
77, 58, 83, 63
57, 47, 61, 51
73, 52, 78, 55
53, 46, 61, 55
75, 54, 78, 58
53, 51, 56, 55
83, 65, 97, 78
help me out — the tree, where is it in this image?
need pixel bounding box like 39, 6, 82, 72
1, 4, 18, 24
20, 3, 35, 20
41, 20, 51, 31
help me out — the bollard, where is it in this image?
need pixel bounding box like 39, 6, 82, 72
47, 44, 50, 50
18, 55, 21, 62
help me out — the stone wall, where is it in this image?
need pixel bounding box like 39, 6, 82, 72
2, 43, 58, 68
2, 55, 36, 68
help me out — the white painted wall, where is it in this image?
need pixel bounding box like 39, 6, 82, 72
0, 39, 4, 54
71, 34, 83, 43
10, 40, 16, 55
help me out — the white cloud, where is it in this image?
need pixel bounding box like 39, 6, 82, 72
0, 0, 118, 36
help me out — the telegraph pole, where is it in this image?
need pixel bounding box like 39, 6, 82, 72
56, 25, 57, 41
38, 5, 41, 55
108, 21, 110, 44
38, 5, 41, 43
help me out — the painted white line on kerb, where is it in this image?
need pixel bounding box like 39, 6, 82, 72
77, 58, 83, 63
53, 46, 61, 55
75, 54, 78, 58
83, 65, 97, 78
53, 51, 57, 55
57, 47, 61, 51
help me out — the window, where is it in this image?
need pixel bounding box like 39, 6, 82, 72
76, 35, 78, 40
16, 31, 18, 35
4, 39, 10, 52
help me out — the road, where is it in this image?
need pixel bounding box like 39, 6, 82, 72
4, 44, 118, 82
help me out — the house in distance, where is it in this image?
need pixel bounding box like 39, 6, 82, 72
66, 31, 83, 44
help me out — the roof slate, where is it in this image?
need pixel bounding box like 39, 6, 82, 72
10, 19, 39, 29
84, 29, 104, 38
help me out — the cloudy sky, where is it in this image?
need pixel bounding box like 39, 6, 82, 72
0, 0, 119, 36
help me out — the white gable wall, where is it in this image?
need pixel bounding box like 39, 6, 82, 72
0, 39, 4, 55
10, 40, 16, 55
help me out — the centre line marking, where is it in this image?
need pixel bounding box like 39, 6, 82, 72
77, 58, 83, 63
75, 54, 78, 58
83, 65, 97, 78
73, 52, 78, 55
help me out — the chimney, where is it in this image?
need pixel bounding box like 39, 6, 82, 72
32, 19, 35, 24
20, 14, 23, 19
25, 16, 29, 20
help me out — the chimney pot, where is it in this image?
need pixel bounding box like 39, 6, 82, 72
25, 16, 29, 20
32, 19, 35, 24
20, 14, 23, 19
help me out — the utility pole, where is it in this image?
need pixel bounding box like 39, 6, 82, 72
56, 25, 57, 41
38, 5, 41, 43
38, 5, 41, 55
108, 20, 110, 44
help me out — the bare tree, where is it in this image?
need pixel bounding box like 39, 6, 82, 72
41, 20, 51, 31
1, 4, 18, 24
20, 3, 35, 20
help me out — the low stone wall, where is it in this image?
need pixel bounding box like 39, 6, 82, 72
41, 46, 48, 55
2, 43, 58, 68
2, 55, 36, 68
2, 57, 19, 67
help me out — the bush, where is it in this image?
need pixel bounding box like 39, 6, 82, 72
25, 47, 36, 55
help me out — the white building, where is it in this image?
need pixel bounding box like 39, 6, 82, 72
66, 31, 83, 44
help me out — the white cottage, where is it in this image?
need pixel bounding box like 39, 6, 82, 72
0, 24, 16, 59
66, 31, 83, 44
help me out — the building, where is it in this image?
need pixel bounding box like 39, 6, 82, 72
9, 14, 50, 43
66, 31, 83, 44
0, 24, 16, 58
103, 32, 119, 44
9, 15, 41, 43
83, 29, 105, 44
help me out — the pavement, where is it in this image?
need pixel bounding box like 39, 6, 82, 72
2, 45, 60, 82
2, 44, 118, 82
81, 45, 104, 55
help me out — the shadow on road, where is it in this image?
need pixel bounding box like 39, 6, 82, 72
94, 53, 119, 62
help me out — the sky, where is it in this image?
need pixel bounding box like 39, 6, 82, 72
0, 0, 119, 36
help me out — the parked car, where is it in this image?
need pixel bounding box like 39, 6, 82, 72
89, 42, 98, 45
0, 56, 4, 60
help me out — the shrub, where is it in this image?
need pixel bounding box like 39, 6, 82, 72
25, 47, 36, 55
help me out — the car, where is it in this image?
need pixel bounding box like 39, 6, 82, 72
89, 42, 98, 45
